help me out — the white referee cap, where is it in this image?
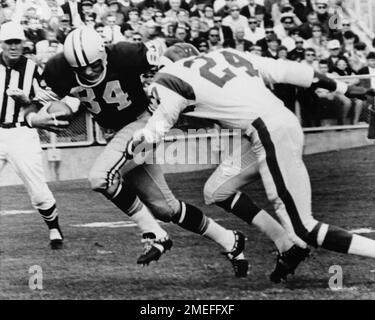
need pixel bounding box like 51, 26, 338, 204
0, 22, 26, 42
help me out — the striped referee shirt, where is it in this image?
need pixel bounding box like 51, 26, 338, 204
0, 53, 41, 126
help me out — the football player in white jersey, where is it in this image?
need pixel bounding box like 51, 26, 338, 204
131, 43, 375, 281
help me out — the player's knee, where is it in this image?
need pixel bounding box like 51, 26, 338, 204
31, 194, 55, 211
203, 181, 233, 207
88, 170, 121, 198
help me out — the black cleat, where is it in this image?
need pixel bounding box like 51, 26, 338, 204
137, 233, 173, 265
49, 228, 64, 250
50, 239, 64, 250
269, 245, 310, 283
222, 231, 249, 278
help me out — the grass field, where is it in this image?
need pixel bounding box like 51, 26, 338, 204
1, 145, 375, 300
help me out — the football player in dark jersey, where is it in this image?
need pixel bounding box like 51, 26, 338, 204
25, 27, 248, 276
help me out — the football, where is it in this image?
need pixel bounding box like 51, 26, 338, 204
46, 101, 74, 121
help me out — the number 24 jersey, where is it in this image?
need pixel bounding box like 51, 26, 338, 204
147, 49, 314, 139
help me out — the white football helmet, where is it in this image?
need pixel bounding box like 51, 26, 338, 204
64, 27, 107, 87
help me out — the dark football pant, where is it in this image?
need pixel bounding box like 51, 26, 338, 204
88, 112, 181, 220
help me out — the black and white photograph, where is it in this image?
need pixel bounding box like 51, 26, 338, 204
1, 0, 375, 306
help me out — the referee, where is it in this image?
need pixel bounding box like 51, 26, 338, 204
0, 21, 64, 249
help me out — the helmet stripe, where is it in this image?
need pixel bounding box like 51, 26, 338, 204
71, 31, 82, 67
80, 29, 90, 66
73, 30, 86, 67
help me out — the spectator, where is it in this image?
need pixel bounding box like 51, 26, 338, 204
126, 8, 143, 33
222, 4, 249, 35
274, 12, 300, 41
120, 22, 134, 41
256, 23, 275, 52
200, 5, 215, 29
287, 35, 305, 61
35, 28, 63, 64
103, 14, 124, 43
299, 10, 318, 40
327, 39, 347, 72
132, 32, 143, 42
60, 0, 84, 28
249, 43, 262, 55
350, 41, 368, 73
234, 26, 253, 52
190, 0, 208, 19
207, 27, 223, 51
84, 13, 97, 28
165, 0, 183, 21
245, 15, 265, 44
24, 17, 45, 44
305, 24, 329, 59
301, 47, 318, 70
289, 0, 313, 23
213, 15, 234, 42
107, 0, 127, 25
342, 30, 357, 60
271, 0, 292, 25
357, 52, 375, 120
216, 0, 235, 18
174, 23, 189, 42
56, 14, 72, 44
93, 0, 109, 23
314, 59, 353, 125
81, 0, 95, 19
263, 33, 280, 58
273, 45, 298, 112
196, 37, 209, 53
137, 0, 164, 12
314, 0, 334, 36
282, 26, 302, 51
337, 18, 359, 43
240, 0, 267, 19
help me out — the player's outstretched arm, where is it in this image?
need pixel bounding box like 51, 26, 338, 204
311, 71, 375, 99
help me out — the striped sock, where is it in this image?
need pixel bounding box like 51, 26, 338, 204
38, 204, 59, 230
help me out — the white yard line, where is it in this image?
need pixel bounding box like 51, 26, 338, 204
349, 228, 375, 234
0, 210, 35, 216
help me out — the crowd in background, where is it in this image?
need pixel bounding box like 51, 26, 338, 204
1, 0, 375, 127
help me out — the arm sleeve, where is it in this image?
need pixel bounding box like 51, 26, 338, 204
140, 83, 189, 144
249, 53, 315, 87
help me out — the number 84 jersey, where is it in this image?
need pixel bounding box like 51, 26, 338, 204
149, 49, 314, 133
43, 42, 153, 130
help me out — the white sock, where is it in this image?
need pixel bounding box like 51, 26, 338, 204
130, 204, 167, 239
348, 234, 375, 258
49, 228, 62, 240
203, 218, 244, 259
252, 210, 294, 253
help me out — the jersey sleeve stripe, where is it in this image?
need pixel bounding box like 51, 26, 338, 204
154, 73, 195, 100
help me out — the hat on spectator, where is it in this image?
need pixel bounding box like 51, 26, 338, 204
107, 0, 119, 5
81, 0, 93, 6
267, 33, 281, 44
367, 52, 375, 60
316, 0, 328, 5
280, 4, 294, 13
0, 21, 26, 41
327, 39, 341, 50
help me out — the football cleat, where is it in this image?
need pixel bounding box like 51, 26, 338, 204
222, 231, 249, 278
269, 245, 310, 283
137, 232, 173, 265
49, 228, 64, 250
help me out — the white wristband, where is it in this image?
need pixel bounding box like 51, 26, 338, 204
335, 81, 348, 95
